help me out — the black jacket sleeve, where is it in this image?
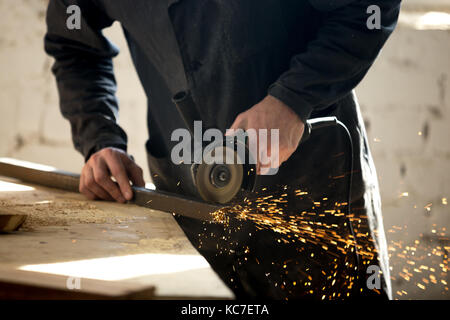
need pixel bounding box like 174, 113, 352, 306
44, 0, 127, 161
268, 0, 401, 122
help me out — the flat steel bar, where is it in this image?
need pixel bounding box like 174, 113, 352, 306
0, 158, 221, 222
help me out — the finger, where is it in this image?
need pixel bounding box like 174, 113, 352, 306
225, 128, 239, 137
227, 113, 248, 134
105, 152, 133, 201
259, 152, 281, 175
266, 133, 282, 169
79, 168, 98, 200
82, 186, 97, 200
257, 136, 276, 175
262, 130, 284, 175
260, 165, 271, 176
84, 166, 112, 200
94, 158, 126, 203
128, 167, 145, 188
85, 166, 114, 201
123, 156, 145, 188
256, 134, 266, 175
256, 143, 261, 175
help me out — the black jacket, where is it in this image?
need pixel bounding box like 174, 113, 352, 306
45, 0, 401, 299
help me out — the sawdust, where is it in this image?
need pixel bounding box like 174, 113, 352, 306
0, 198, 131, 230
121, 237, 196, 255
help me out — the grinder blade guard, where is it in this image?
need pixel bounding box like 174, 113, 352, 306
191, 137, 256, 204
173, 91, 256, 204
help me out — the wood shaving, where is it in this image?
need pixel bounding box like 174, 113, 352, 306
0, 198, 131, 230
121, 238, 196, 255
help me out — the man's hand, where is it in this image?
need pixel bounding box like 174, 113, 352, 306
80, 147, 145, 203
227, 95, 305, 175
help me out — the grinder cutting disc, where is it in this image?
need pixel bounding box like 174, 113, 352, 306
194, 145, 244, 204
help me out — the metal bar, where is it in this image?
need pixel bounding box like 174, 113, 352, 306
0, 158, 221, 222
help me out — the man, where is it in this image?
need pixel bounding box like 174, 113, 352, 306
45, 0, 401, 299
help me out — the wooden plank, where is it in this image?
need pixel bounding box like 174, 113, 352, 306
0, 207, 27, 232
0, 177, 234, 299
0, 267, 155, 300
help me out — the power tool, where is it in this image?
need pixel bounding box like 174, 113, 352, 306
172, 90, 342, 204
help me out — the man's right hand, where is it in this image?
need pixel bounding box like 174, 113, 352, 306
79, 147, 145, 203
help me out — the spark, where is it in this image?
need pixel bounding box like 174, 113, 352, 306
199, 186, 449, 300
400, 192, 409, 198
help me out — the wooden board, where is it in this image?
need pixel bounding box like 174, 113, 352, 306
0, 267, 156, 299
0, 177, 233, 299
0, 207, 27, 232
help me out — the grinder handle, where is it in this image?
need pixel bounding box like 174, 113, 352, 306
300, 116, 338, 144
172, 90, 203, 137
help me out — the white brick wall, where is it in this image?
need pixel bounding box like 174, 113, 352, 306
0, 0, 149, 179
0, 1, 448, 299
356, 23, 450, 299
403, 0, 450, 11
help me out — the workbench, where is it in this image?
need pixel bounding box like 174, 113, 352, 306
0, 176, 233, 299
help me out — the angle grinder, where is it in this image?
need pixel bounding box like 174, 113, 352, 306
173, 91, 256, 204
172, 93, 360, 282
172, 90, 340, 204
191, 134, 257, 204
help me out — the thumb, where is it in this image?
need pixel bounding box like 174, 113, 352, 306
122, 155, 145, 188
